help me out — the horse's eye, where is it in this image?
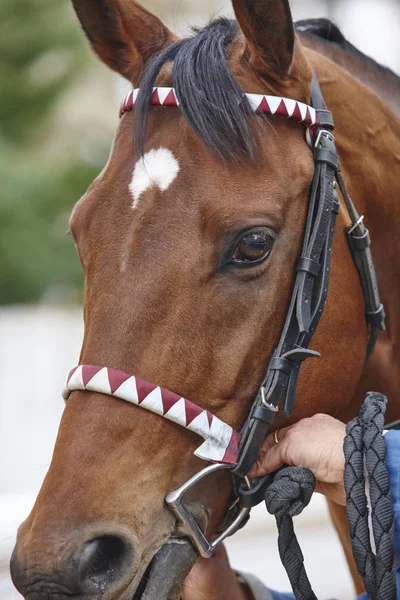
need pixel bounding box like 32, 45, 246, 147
232, 229, 275, 265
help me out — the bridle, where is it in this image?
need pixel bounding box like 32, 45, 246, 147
64, 74, 385, 558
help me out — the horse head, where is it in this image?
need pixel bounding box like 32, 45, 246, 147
11, 1, 369, 598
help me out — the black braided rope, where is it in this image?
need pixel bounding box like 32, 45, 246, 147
344, 392, 396, 600
265, 467, 317, 600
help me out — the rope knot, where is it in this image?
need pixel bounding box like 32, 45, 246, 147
265, 467, 316, 520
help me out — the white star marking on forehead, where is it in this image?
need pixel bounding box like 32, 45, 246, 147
129, 148, 180, 206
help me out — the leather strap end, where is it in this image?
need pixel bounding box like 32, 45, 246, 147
366, 304, 386, 330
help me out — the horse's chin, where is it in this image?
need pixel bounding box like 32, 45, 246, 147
133, 539, 198, 600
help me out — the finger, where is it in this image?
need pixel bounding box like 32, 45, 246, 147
258, 424, 294, 454
249, 437, 287, 478
181, 546, 232, 600
249, 424, 294, 478
183, 546, 228, 585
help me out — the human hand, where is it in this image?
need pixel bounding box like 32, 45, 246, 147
181, 545, 252, 600
250, 414, 346, 506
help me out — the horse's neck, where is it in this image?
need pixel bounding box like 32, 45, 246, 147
301, 33, 400, 119
307, 46, 400, 415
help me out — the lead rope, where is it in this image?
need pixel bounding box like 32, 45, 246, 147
344, 392, 396, 600
264, 393, 395, 600
265, 468, 317, 600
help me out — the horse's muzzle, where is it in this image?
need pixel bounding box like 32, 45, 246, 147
10, 528, 136, 599
11, 525, 198, 600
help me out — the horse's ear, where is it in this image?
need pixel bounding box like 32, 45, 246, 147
232, 0, 295, 79
71, 0, 177, 83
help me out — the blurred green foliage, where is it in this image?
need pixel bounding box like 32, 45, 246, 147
0, 0, 102, 304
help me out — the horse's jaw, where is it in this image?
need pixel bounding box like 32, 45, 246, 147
133, 539, 198, 600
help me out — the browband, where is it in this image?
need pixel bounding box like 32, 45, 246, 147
119, 87, 320, 128
63, 365, 240, 465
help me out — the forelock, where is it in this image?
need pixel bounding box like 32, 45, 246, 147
133, 18, 259, 163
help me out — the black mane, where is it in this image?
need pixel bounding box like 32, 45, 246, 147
296, 18, 400, 84
134, 18, 257, 162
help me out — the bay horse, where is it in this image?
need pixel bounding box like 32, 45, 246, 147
11, 1, 400, 599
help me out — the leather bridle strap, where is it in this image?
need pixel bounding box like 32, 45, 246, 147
310, 78, 385, 364
336, 169, 386, 364
233, 75, 385, 483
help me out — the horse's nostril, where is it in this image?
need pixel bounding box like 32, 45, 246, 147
78, 535, 130, 587
12, 531, 135, 597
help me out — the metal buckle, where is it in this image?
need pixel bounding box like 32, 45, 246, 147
260, 387, 279, 413
347, 215, 365, 235
314, 129, 335, 149
166, 463, 251, 558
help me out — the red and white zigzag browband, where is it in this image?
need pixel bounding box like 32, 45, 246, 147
119, 87, 320, 128
63, 366, 240, 465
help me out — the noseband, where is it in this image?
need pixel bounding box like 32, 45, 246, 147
64, 75, 385, 558
63, 365, 240, 464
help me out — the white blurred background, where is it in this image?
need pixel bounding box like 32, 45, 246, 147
1, 0, 400, 597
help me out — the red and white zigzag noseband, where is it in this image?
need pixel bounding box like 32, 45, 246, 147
63, 366, 241, 465
119, 87, 319, 129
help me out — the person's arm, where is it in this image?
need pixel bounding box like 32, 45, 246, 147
383, 430, 400, 594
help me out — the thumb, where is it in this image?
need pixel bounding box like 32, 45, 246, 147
249, 432, 288, 478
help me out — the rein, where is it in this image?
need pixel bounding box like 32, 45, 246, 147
64, 75, 385, 560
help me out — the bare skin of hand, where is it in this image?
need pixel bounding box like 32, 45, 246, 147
250, 413, 346, 506
181, 545, 252, 600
